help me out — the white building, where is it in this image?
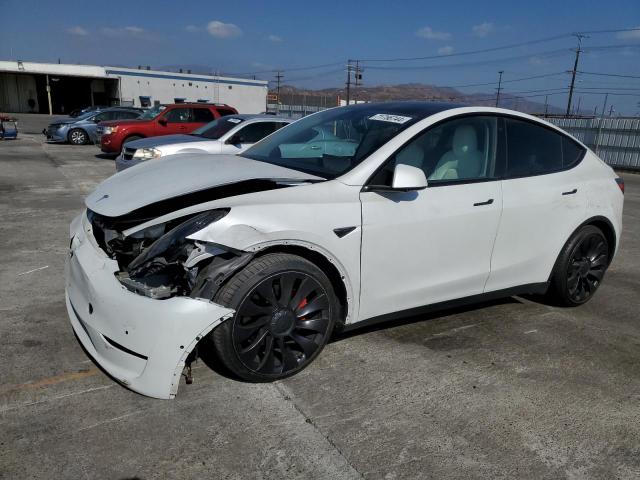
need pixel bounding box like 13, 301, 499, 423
0, 60, 268, 114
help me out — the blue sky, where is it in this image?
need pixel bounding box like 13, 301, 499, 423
1, 0, 639, 113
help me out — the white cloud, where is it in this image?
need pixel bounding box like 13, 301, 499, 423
529, 56, 547, 66
416, 26, 451, 41
124, 26, 145, 35
207, 20, 242, 39
185, 25, 200, 33
438, 45, 454, 55
66, 26, 88, 36
267, 34, 283, 43
617, 26, 640, 40
472, 22, 494, 37
101, 26, 146, 37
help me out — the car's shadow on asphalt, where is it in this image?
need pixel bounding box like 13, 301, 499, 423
331, 297, 523, 343
95, 153, 117, 160
199, 297, 527, 380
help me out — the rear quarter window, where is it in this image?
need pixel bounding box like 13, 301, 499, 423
505, 118, 584, 177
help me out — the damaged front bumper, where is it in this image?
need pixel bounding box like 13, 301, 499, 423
65, 212, 234, 399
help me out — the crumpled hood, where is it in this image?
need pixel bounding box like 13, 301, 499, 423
125, 134, 205, 149
85, 153, 322, 217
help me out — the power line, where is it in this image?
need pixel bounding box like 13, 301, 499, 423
577, 71, 640, 79
445, 71, 567, 88
360, 33, 573, 63
363, 47, 571, 71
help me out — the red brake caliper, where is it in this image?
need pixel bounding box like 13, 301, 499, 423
297, 297, 308, 319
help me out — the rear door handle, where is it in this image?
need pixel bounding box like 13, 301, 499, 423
562, 188, 578, 195
473, 198, 494, 206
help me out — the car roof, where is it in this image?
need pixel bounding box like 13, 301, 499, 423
340, 101, 468, 119
224, 114, 294, 122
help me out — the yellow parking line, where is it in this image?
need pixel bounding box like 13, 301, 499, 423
0, 368, 100, 396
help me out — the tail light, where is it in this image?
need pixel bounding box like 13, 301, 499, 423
615, 177, 624, 194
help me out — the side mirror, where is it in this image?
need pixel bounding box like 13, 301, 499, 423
391, 163, 428, 191
158, 117, 167, 126
226, 134, 243, 145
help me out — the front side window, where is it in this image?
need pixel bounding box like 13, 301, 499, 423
242, 106, 425, 178
234, 122, 281, 143
370, 115, 499, 186
163, 107, 192, 123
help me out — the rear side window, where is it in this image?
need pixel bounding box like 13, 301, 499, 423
193, 108, 215, 123
505, 118, 583, 177
216, 108, 236, 117
115, 111, 140, 120
562, 136, 586, 169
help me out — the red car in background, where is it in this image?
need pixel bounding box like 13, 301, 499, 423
97, 103, 238, 154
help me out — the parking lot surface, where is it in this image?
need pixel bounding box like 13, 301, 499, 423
1, 133, 639, 479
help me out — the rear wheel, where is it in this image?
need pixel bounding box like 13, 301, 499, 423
68, 128, 88, 145
548, 225, 609, 306
210, 253, 337, 382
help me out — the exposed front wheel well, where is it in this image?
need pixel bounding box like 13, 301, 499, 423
255, 245, 349, 328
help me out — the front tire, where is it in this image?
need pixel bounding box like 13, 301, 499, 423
548, 225, 609, 306
210, 253, 338, 382
68, 128, 88, 145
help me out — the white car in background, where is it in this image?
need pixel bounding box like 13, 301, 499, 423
67, 102, 624, 399
115, 115, 293, 171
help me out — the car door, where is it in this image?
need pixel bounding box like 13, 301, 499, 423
358, 115, 503, 321
484, 117, 587, 292
161, 107, 194, 134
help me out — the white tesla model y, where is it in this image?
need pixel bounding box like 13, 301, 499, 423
66, 103, 624, 398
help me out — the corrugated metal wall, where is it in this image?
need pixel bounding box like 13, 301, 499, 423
547, 117, 640, 171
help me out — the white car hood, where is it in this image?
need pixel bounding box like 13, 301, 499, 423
125, 134, 204, 149
86, 153, 322, 217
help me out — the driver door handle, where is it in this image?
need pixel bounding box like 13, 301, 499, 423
562, 188, 578, 195
473, 198, 494, 207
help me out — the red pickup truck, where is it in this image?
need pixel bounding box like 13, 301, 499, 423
97, 103, 238, 154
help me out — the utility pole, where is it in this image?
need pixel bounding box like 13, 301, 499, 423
353, 60, 363, 103
274, 71, 283, 114
608, 104, 614, 116
544, 95, 549, 116
495, 70, 504, 107
345, 59, 353, 106
566, 33, 588, 116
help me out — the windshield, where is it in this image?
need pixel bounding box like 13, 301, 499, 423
191, 116, 245, 139
241, 105, 423, 179
138, 104, 166, 120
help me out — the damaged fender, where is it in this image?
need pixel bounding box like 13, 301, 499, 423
66, 212, 235, 399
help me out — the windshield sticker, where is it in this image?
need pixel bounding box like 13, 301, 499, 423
227, 118, 242, 123
369, 113, 413, 124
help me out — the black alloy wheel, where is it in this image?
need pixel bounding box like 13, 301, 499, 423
210, 253, 338, 381
566, 232, 608, 303
548, 225, 609, 306
233, 271, 331, 375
